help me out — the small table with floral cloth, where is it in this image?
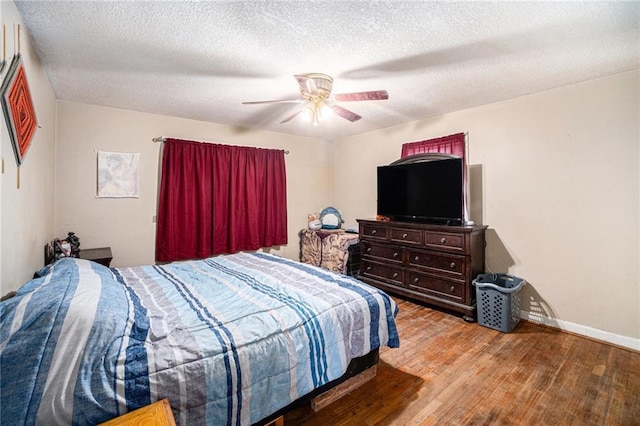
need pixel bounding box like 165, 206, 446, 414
299, 228, 360, 275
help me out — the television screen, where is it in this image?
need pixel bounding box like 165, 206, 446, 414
377, 158, 464, 224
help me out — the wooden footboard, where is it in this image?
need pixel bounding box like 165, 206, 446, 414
310, 365, 377, 411
255, 349, 379, 425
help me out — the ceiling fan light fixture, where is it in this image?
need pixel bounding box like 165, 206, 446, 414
318, 101, 332, 121
302, 103, 314, 122
311, 103, 320, 127
301, 99, 329, 127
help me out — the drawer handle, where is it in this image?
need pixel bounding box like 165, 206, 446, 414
450, 286, 456, 293
393, 252, 399, 258
366, 247, 372, 253
413, 277, 419, 284
414, 256, 419, 262
450, 262, 456, 268
402, 233, 408, 238
371, 229, 377, 235
366, 266, 371, 271
440, 237, 447, 243
392, 272, 398, 278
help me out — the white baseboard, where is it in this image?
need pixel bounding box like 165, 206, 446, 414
521, 310, 640, 352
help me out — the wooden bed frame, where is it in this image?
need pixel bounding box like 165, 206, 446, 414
256, 349, 379, 425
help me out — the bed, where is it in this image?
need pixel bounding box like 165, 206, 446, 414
0, 252, 399, 425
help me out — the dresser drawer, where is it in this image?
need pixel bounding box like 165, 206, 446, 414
361, 260, 404, 286
425, 231, 465, 252
362, 241, 403, 263
407, 249, 466, 278
390, 228, 422, 245
407, 271, 464, 301
360, 223, 389, 240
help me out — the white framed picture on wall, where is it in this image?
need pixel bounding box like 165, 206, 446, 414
96, 151, 140, 198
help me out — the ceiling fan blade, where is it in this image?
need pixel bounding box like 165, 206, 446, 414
242, 99, 303, 105
333, 90, 389, 102
330, 105, 362, 122
280, 108, 304, 124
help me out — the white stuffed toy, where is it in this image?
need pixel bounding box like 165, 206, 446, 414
307, 213, 322, 230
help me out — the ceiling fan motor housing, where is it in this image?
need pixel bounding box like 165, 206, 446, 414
296, 73, 334, 101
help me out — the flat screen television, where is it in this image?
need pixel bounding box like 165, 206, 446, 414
377, 157, 464, 225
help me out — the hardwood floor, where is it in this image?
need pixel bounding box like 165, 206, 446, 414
285, 298, 640, 425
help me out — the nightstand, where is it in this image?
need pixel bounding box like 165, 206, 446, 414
79, 247, 113, 267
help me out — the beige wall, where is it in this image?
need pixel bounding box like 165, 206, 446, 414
55, 101, 330, 268
0, 1, 56, 294
331, 70, 639, 342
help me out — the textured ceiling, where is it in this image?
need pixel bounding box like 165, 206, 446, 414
15, 1, 640, 140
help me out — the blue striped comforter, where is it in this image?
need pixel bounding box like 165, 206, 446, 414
0, 253, 399, 425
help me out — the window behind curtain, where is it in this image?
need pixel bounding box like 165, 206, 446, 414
155, 139, 287, 262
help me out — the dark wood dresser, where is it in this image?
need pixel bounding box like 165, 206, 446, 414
357, 219, 487, 321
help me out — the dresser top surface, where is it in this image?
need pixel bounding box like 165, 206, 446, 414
357, 218, 487, 232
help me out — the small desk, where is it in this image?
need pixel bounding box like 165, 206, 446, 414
79, 247, 113, 267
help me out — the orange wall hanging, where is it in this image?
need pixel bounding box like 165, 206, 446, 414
1, 54, 38, 166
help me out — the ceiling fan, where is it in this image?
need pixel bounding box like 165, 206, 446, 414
242, 73, 389, 126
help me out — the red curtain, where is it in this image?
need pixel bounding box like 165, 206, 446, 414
401, 133, 468, 222
156, 139, 287, 262
401, 133, 466, 158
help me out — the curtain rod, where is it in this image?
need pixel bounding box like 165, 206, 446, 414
152, 136, 289, 154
